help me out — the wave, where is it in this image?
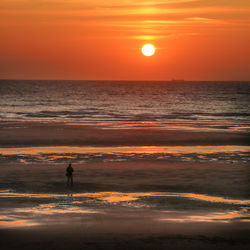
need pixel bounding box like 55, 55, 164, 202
0, 80, 249, 127
5, 110, 250, 122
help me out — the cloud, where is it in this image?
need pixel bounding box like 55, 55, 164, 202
185, 17, 226, 24
1, 0, 249, 40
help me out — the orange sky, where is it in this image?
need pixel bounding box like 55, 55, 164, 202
0, 0, 250, 80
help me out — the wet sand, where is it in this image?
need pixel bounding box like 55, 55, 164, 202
0, 161, 250, 249
0, 121, 249, 249
0, 161, 249, 198
0, 121, 249, 146
1, 219, 250, 250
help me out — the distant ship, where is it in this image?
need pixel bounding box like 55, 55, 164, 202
171, 79, 185, 83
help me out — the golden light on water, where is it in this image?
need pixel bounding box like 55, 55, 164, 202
141, 44, 156, 56
0, 191, 249, 227
1, 145, 249, 155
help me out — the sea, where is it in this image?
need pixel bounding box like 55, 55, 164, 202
0, 80, 249, 125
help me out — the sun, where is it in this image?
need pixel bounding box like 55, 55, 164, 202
141, 44, 156, 56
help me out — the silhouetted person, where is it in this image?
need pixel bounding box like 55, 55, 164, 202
66, 163, 74, 187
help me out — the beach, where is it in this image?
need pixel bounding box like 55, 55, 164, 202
1, 216, 249, 250
0, 80, 249, 249
0, 160, 250, 249
0, 124, 250, 249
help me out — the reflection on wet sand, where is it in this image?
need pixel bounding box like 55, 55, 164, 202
1, 190, 249, 206
158, 210, 250, 223
0, 190, 249, 228
0, 206, 249, 228
0, 215, 39, 227
1, 145, 249, 155
1, 145, 249, 164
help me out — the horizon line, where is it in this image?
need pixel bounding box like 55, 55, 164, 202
1, 78, 250, 82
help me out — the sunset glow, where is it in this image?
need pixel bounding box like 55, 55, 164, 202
0, 2, 250, 248
0, 0, 250, 80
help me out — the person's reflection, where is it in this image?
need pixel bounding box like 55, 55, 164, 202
67, 192, 73, 198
